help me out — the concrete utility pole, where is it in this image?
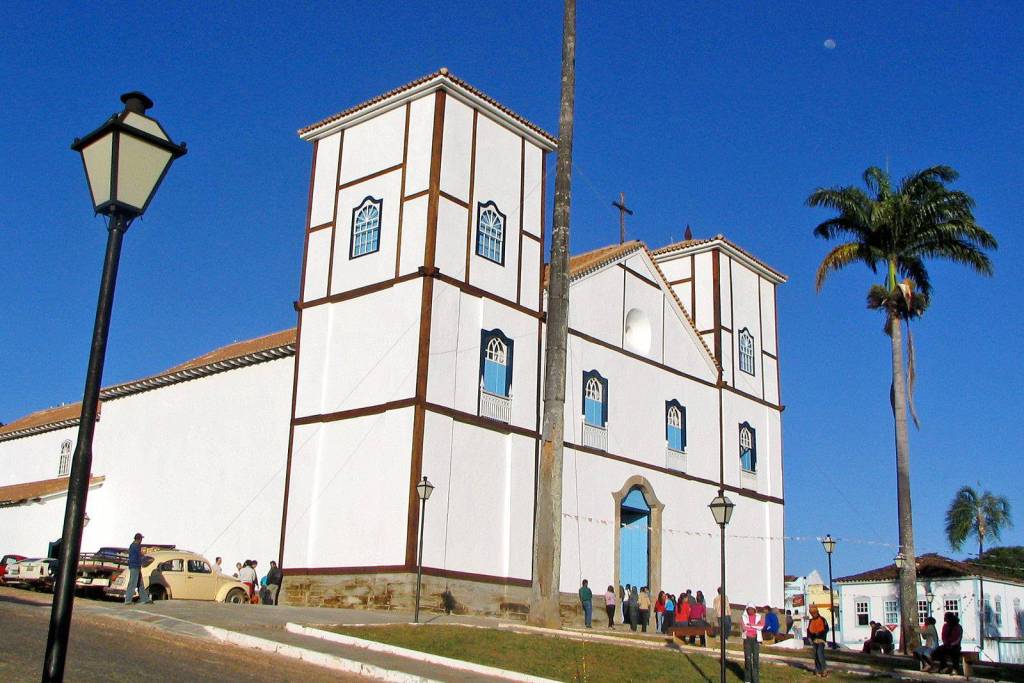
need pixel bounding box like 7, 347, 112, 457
612, 192, 633, 244
529, 0, 575, 628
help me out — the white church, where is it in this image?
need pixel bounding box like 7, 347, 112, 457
0, 70, 787, 617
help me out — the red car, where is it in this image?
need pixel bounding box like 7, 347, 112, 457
0, 554, 26, 584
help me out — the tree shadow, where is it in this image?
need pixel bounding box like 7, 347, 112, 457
681, 654, 713, 683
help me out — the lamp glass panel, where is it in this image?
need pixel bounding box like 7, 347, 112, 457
123, 112, 169, 141
115, 134, 173, 212
417, 479, 434, 501
81, 133, 113, 208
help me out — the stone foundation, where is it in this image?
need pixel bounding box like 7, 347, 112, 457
281, 571, 586, 623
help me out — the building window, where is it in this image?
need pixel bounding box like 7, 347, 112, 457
884, 599, 900, 625
583, 370, 608, 428
350, 196, 382, 258
666, 400, 686, 452
738, 328, 755, 375
475, 201, 506, 265
943, 598, 960, 619
918, 600, 930, 623
995, 596, 1003, 627
739, 422, 756, 473
479, 329, 513, 397
58, 439, 72, 477
856, 599, 870, 626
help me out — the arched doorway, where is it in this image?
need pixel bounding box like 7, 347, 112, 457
620, 487, 650, 588
612, 477, 664, 593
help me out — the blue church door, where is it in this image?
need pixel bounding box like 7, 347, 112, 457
619, 487, 650, 589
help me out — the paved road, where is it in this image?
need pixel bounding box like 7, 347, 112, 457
0, 590, 362, 682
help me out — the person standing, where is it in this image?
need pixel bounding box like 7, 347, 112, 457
689, 591, 708, 646
807, 605, 830, 678
638, 587, 651, 632
238, 560, 257, 599
604, 585, 616, 628
266, 560, 283, 606
663, 593, 676, 633
578, 579, 593, 628
621, 584, 630, 624
628, 586, 640, 631
741, 604, 764, 683
785, 609, 794, 634
914, 616, 939, 670
763, 605, 780, 641
714, 587, 731, 640
654, 591, 666, 633
124, 533, 152, 605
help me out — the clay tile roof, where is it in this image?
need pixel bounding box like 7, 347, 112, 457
653, 234, 788, 282
543, 240, 644, 288
0, 475, 105, 508
835, 553, 1023, 585
298, 69, 558, 146
0, 328, 296, 441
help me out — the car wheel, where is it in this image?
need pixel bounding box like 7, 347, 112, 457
225, 588, 247, 604
149, 584, 167, 600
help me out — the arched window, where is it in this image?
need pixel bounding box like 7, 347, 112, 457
479, 329, 513, 397
665, 400, 686, 452
738, 328, 755, 375
739, 422, 756, 472
350, 196, 382, 258
58, 439, 72, 477
583, 370, 608, 427
476, 201, 506, 264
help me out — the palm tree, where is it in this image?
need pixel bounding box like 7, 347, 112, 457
529, 0, 575, 627
946, 485, 1013, 647
808, 166, 997, 652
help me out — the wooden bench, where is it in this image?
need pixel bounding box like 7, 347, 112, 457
960, 651, 980, 679
668, 625, 713, 645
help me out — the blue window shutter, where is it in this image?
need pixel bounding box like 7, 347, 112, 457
681, 406, 687, 449
601, 376, 609, 426
479, 329, 488, 384
664, 401, 671, 441
582, 370, 592, 414
505, 337, 514, 396
751, 427, 757, 471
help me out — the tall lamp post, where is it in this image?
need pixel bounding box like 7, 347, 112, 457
894, 552, 907, 654
821, 534, 838, 649
709, 491, 735, 683
42, 92, 186, 683
413, 476, 435, 623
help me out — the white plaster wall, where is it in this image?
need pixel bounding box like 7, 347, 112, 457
521, 144, 543, 238
439, 98, 473, 203
309, 132, 341, 227
339, 106, 405, 184
468, 116, 522, 303
284, 408, 414, 569
720, 257, 733, 330
426, 284, 540, 431
434, 198, 467, 280
568, 267, 625, 346
520, 237, 541, 308
420, 416, 534, 579
331, 170, 403, 293
721, 329, 734, 386
721, 394, 783, 500
303, 229, 331, 301
763, 356, 780, 406
404, 95, 436, 197
317, 283, 421, 413
294, 304, 330, 418
0, 424, 79, 487
694, 253, 715, 331
662, 311, 718, 388
730, 260, 763, 399
622, 255, 666, 363
657, 255, 691, 283
760, 278, 778, 356
399, 196, 428, 276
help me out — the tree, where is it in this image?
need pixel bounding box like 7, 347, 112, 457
529, 0, 575, 628
947, 486, 1013, 647
972, 546, 1024, 581
808, 166, 997, 652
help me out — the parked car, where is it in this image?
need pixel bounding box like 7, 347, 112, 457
107, 550, 249, 603
16, 558, 58, 591
3, 557, 35, 587
0, 554, 26, 584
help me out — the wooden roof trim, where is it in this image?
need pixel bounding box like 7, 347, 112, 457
0, 475, 105, 508
653, 234, 788, 283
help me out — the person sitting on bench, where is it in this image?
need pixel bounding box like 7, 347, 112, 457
861, 622, 894, 654
929, 612, 963, 674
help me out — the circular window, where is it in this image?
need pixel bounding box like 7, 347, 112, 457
624, 308, 652, 354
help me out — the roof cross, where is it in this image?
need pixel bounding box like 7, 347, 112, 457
611, 192, 633, 245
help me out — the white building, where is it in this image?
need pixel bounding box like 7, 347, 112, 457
0, 70, 787, 617
835, 553, 1024, 663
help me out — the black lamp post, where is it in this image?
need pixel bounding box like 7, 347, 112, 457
42, 92, 185, 683
821, 534, 838, 649
709, 491, 735, 683
413, 476, 435, 623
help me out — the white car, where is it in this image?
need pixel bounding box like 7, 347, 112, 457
108, 550, 249, 603
14, 558, 57, 591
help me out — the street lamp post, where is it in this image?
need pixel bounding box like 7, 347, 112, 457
893, 553, 907, 654
821, 534, 837, 649
709, 491, 735, 683
42, 92, 186, 683
413, 476, 435, 623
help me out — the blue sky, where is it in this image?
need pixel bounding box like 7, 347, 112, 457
2, 2, 1021, 581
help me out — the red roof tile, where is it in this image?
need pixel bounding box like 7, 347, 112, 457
0, 475, 105, 507
835, 553, 1023, 585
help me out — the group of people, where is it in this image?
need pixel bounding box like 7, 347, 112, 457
913, 612, 964, 674
579, 581, 736, 639
224, 557, 283, 605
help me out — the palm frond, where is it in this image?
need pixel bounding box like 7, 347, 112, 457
905, 319, 920, 429
815, 242, 866, 291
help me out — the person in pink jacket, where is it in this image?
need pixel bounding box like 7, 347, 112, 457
741, 604, 765, 683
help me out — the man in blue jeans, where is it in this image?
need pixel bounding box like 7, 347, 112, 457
578, 579, 593, 628
124, 532, 153, 604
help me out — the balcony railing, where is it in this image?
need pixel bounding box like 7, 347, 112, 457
582, 422, 608, 451
479, 389, 512, 423
666, 447, 686, 472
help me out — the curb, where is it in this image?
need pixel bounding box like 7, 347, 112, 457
204, 624, 440, 683
286, 623, 557, 683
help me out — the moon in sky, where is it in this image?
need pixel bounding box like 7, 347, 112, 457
824, 38, 837, 49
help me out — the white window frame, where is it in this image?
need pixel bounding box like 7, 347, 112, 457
995, 595, 1003, 627
666, 405, 684, 452
58, 439, 72, 477
884, 598, 900, 625
856, 599, 870, 626
739, 424, 756, 473
475, 202, 505, 265
350, 197, 382, 258
918, 599, 930, 623
738, 328, 755, 375
943, 597, 960, 619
